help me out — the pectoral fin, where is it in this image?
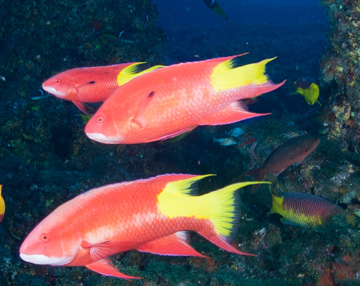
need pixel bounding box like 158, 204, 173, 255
72, 101, 91, 115
86, 258, 141, 279
81, 240, 112, 261
131, 91, 155, 129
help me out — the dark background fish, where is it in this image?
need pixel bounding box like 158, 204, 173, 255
244, 135, 320, 191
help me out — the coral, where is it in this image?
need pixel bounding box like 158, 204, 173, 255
320, 0, 360, 152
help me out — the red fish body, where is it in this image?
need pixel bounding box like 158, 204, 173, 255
42, 63, 161, 114
20, 174, 263, 279
85, 54, 285, 144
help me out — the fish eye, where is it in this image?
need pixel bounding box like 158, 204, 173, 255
41, 233, 49, 242
97, 116, 104, 123
55, 79, 61, 84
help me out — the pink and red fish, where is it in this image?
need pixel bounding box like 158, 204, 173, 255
85, 54, 285, 144
42, 62, 162, 114
20, 174, 264, 279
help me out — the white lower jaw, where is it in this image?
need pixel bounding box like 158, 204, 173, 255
86, 132, 125, 144
20, 253, 73, 266
42, 86, 66, 98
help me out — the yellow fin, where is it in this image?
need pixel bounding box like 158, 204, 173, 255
211, 57, 276, 92
0, 185, 5, 219
269, 193, 284, 215
158, 177, 270, 237
117, 63, 164, 86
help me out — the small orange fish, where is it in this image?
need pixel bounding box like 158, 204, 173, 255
42, 63, 162, 114
20, 174, 265, 279
85, 54, 285, 144
244, 135, 320, 192
0, 185, 4, 223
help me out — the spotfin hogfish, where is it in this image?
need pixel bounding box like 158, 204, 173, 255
42, 62, 162, 114
20, 174, 267, 279
85, 54, 285, 144
269, 186, 353, 227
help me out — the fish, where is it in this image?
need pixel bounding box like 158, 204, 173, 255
19, 174, 268, 279
244, 135, 320, 192
227, 127, 244, 138
292, 76, 321, 106
0, 185, 4, 223
42, 62, 163, 114
213, 137, 237, 146
203, 0, 229, 21
85, 54, 285, 144
269, 186, 350, 227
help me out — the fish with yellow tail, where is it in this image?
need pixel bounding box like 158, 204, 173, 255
269, 187, 354, 227
42, 62, 163, 114
0, 185, 4, 223
20, 174, 268, 279
85, 54, 285, 144
292, 76, 321, 106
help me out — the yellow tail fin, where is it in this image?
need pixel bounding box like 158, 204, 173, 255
158, 175, 269, 239
204, 181, 270, 238
117, 62, 164, 86
211, 56, 277, 92
157, 176, 270, 256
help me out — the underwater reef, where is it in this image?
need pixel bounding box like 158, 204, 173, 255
0, 0, 360, 285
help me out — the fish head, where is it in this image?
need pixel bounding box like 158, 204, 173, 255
42, 70, 78, 100
20, 212, 81, 266
84, 83, 154, 144
301, 135, 320, 157
85, 103, 131, 144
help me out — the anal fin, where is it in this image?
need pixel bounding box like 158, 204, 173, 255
136, 231, 206, 257
86, 258, 141, 279
200, 101, 270, 126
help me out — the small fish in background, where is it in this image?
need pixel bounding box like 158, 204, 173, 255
243, 135, 320, 192
42, 62, 163, 114
20, 174, 267, 279
203, 0, 229, 21
0, 185, 4, 222
227, 127, 244, 138
292, 76, 321, 106
213, 137, 237, 146
85, 54, 285, 144
269, 186, 354, 227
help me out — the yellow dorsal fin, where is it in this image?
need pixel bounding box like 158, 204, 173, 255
117, 63, 164, 86
211, 57, 276, 92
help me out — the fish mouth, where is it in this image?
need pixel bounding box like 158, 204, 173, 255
20, 253, 74, 266
42, 85, 66, 98
85, 132, 126, 144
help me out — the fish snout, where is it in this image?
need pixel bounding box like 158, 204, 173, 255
42, 81, 66, 98
85, 114, 128, 144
